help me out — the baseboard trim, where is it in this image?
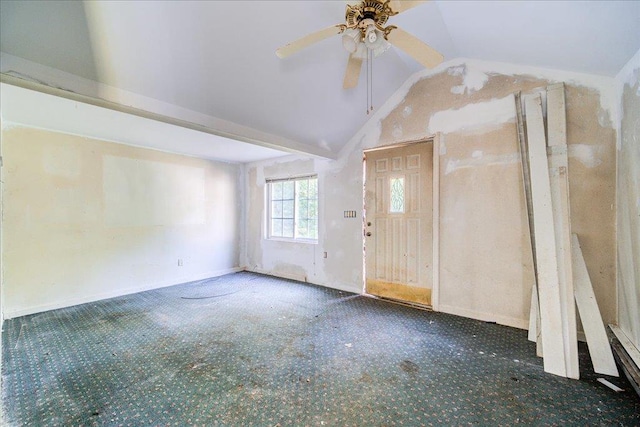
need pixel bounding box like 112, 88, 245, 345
316, 281, 362, 295
438, 304, 529, 330
248, 268, 307, 283
244, 267, 362, 295
3, 267, 244, 319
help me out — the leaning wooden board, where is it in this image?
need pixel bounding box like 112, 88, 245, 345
546, 83, 579, 379
573, 234, 618, 376
524, 93, 567, 377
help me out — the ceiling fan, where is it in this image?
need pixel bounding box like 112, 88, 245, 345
276, 0, 444, 89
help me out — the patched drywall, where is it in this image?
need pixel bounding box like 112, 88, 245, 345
245, 59, 618, 329
437, 124, 534, 325
245, 150, 365, 293
616, 49, 640, 349
2, 126, 243, 317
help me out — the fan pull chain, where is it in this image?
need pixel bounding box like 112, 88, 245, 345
369, 50, 373, 112
366, 49, 370, 115
365, 49, 374, 115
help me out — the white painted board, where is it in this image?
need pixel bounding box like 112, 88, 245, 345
572, 233, 619, 377
528, 283, 539, 342
528, 283, 544, 357
524, 94, 567, 377
547, 83, 568, 147
546, 83, 579, 379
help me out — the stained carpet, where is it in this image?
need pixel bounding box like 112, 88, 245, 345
2, 272, 639, 426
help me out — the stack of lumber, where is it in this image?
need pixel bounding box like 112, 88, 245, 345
517, 84, 618, 379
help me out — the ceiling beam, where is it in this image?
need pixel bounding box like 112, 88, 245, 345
0, 73, 337, 160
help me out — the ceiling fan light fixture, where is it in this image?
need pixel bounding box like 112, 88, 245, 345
351, 42, 369, 60
342, 29, 361, 54
366, 25, 377, 43
364, 25, 385, 53
371, 38, 390, 57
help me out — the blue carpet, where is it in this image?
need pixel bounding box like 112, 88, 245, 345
2, 272, 639, 426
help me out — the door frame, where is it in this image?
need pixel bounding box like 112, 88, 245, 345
362, 135, 440, 310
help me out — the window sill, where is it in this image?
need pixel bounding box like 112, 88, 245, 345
266, 237, 318, 245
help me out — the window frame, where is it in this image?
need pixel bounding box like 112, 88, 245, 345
266, 175, 318, 243
389, 175, 406, 214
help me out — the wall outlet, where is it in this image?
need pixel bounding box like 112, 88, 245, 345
178, 259, 183, 266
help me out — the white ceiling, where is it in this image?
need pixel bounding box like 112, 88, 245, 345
1, 1, 639, 160
0, 83, 289, 164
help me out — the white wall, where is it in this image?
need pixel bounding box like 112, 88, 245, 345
1, 124, 243, 318
245, 59, 619, 330
616, 48, 640, 350
244, 154, 363, 293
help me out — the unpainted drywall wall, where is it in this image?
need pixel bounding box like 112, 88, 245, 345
244, 154, 364, 292
2, 126, 243, 317
616, 49, 640, 349
245, 60, 617, 329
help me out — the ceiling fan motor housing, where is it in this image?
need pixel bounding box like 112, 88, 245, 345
345, 0, 391, 31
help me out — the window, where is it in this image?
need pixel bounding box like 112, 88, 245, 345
390, 177, 405, 213
268, 176, 318, 241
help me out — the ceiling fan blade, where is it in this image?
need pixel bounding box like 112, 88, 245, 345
343, 54, 363, 89
276, 25, 345, 59
386, 27, 443, 69
388, 1, 429, 15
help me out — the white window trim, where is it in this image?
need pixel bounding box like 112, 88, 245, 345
266, 175, 318, 243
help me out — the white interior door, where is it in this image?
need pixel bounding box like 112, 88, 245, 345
364, 142, 434, 305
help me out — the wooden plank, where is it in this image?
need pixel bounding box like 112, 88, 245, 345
551, 165, 578, 377
515, 92, 538, 270
516, 92, 541, 349
528, 284, 538, 342
431, 134, 440, 311
528, 283, 544, 357
547, 83, 567, 147
597, 378, 624, 392
536, 303, 543, 358
610, 324, 640, 369
610, 335, 640, 397
546, 83, 579, 379
524, 93, 567, 377
572, 233, 619, 376
515, 92, 536, 244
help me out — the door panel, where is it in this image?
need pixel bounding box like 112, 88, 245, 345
364, 142, 433, 306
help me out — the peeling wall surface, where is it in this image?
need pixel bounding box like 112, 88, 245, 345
616, 49, 640, 349
246, 60, 618, 329
2, 126, 243, 317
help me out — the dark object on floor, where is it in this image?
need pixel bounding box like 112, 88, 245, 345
3, 272, 640, 426
611, 331, 640, 398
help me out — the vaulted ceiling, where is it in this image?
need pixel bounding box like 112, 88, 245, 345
1, 1, 639, 161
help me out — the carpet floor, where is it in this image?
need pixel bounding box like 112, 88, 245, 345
2, 272, 639, 426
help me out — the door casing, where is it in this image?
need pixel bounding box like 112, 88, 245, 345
363, 137, 440, 309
